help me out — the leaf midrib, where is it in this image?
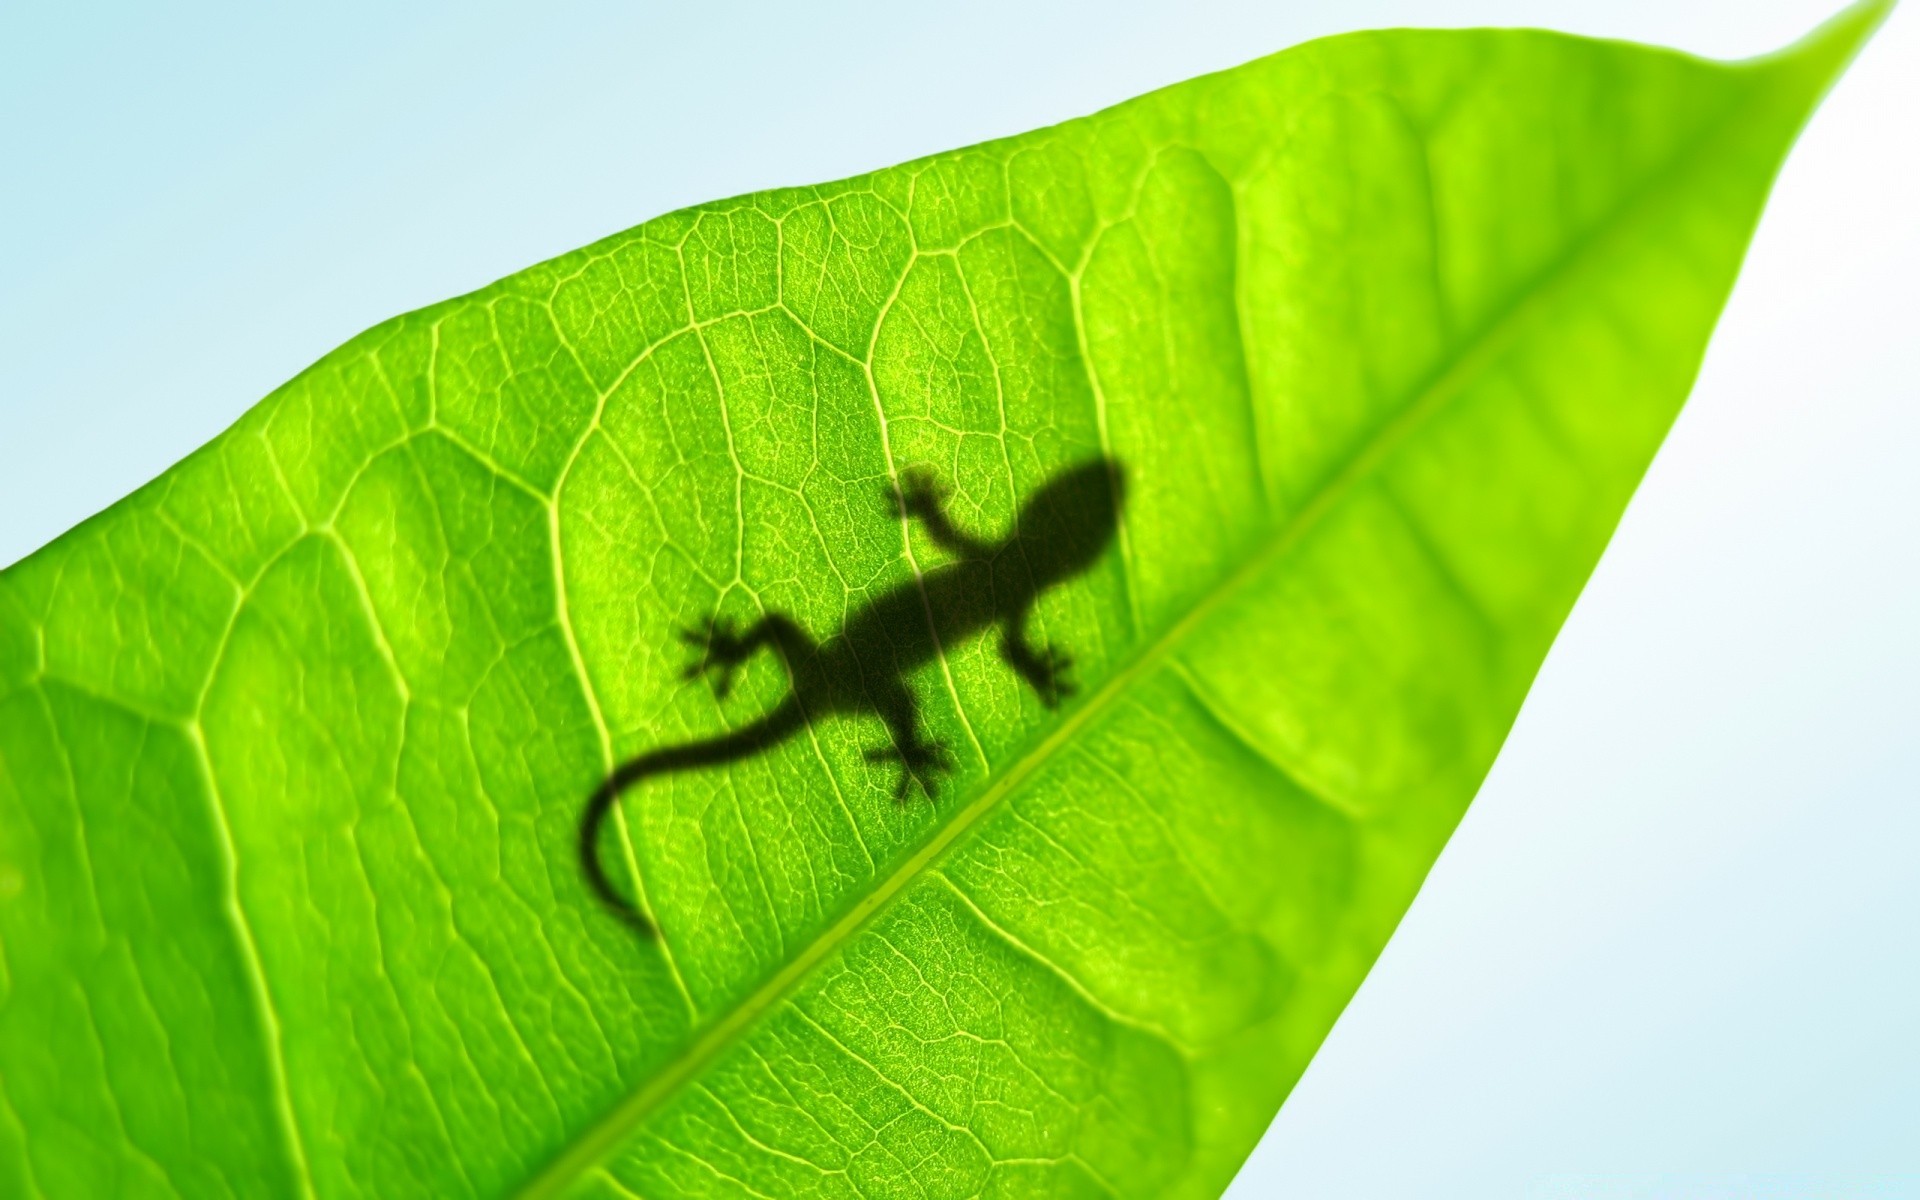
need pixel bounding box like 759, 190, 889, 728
513, 70, 1766, 1198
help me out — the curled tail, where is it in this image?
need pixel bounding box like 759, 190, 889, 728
580, 701, 805, 936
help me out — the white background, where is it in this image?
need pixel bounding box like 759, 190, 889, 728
2, 1, 1913, 1194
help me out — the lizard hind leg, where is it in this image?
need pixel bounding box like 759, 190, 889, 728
999, 609, 1076, 709
862, 677, 954, 799
864, 738, 955, 800
679, 614, 749, 699
680, 611, 817, 700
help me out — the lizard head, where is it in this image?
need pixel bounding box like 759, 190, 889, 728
1020, 456, 1127, 583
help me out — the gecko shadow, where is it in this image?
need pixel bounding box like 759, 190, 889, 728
579, 456, 1128, 936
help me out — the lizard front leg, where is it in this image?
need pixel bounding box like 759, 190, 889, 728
890, 466, 998, 561
999, 607, 1075, 709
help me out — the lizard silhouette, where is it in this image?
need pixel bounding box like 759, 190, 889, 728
579, 456, 1127, 935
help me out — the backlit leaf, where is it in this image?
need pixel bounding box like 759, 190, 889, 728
0, 5, 1883, 1196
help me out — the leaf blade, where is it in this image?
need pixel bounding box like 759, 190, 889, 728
0, 7, 1883, 1198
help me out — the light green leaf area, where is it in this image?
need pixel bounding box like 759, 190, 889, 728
0, 6, 1880, 1198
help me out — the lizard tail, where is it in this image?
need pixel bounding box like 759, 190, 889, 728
579, 702, 806, 937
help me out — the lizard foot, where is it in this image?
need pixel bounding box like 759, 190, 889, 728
864, 737, 954, 800
1004, 639, 1077, 710
888, 465, 949, 521
679, 616, 748, 699
1031, 645, 1077, 709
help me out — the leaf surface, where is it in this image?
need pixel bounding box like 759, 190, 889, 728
0, 7, 1882, 1197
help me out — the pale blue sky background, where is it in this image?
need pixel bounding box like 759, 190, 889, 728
2, 1, 1914, 1195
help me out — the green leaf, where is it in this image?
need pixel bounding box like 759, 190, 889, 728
0, 5, 1881, 1197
